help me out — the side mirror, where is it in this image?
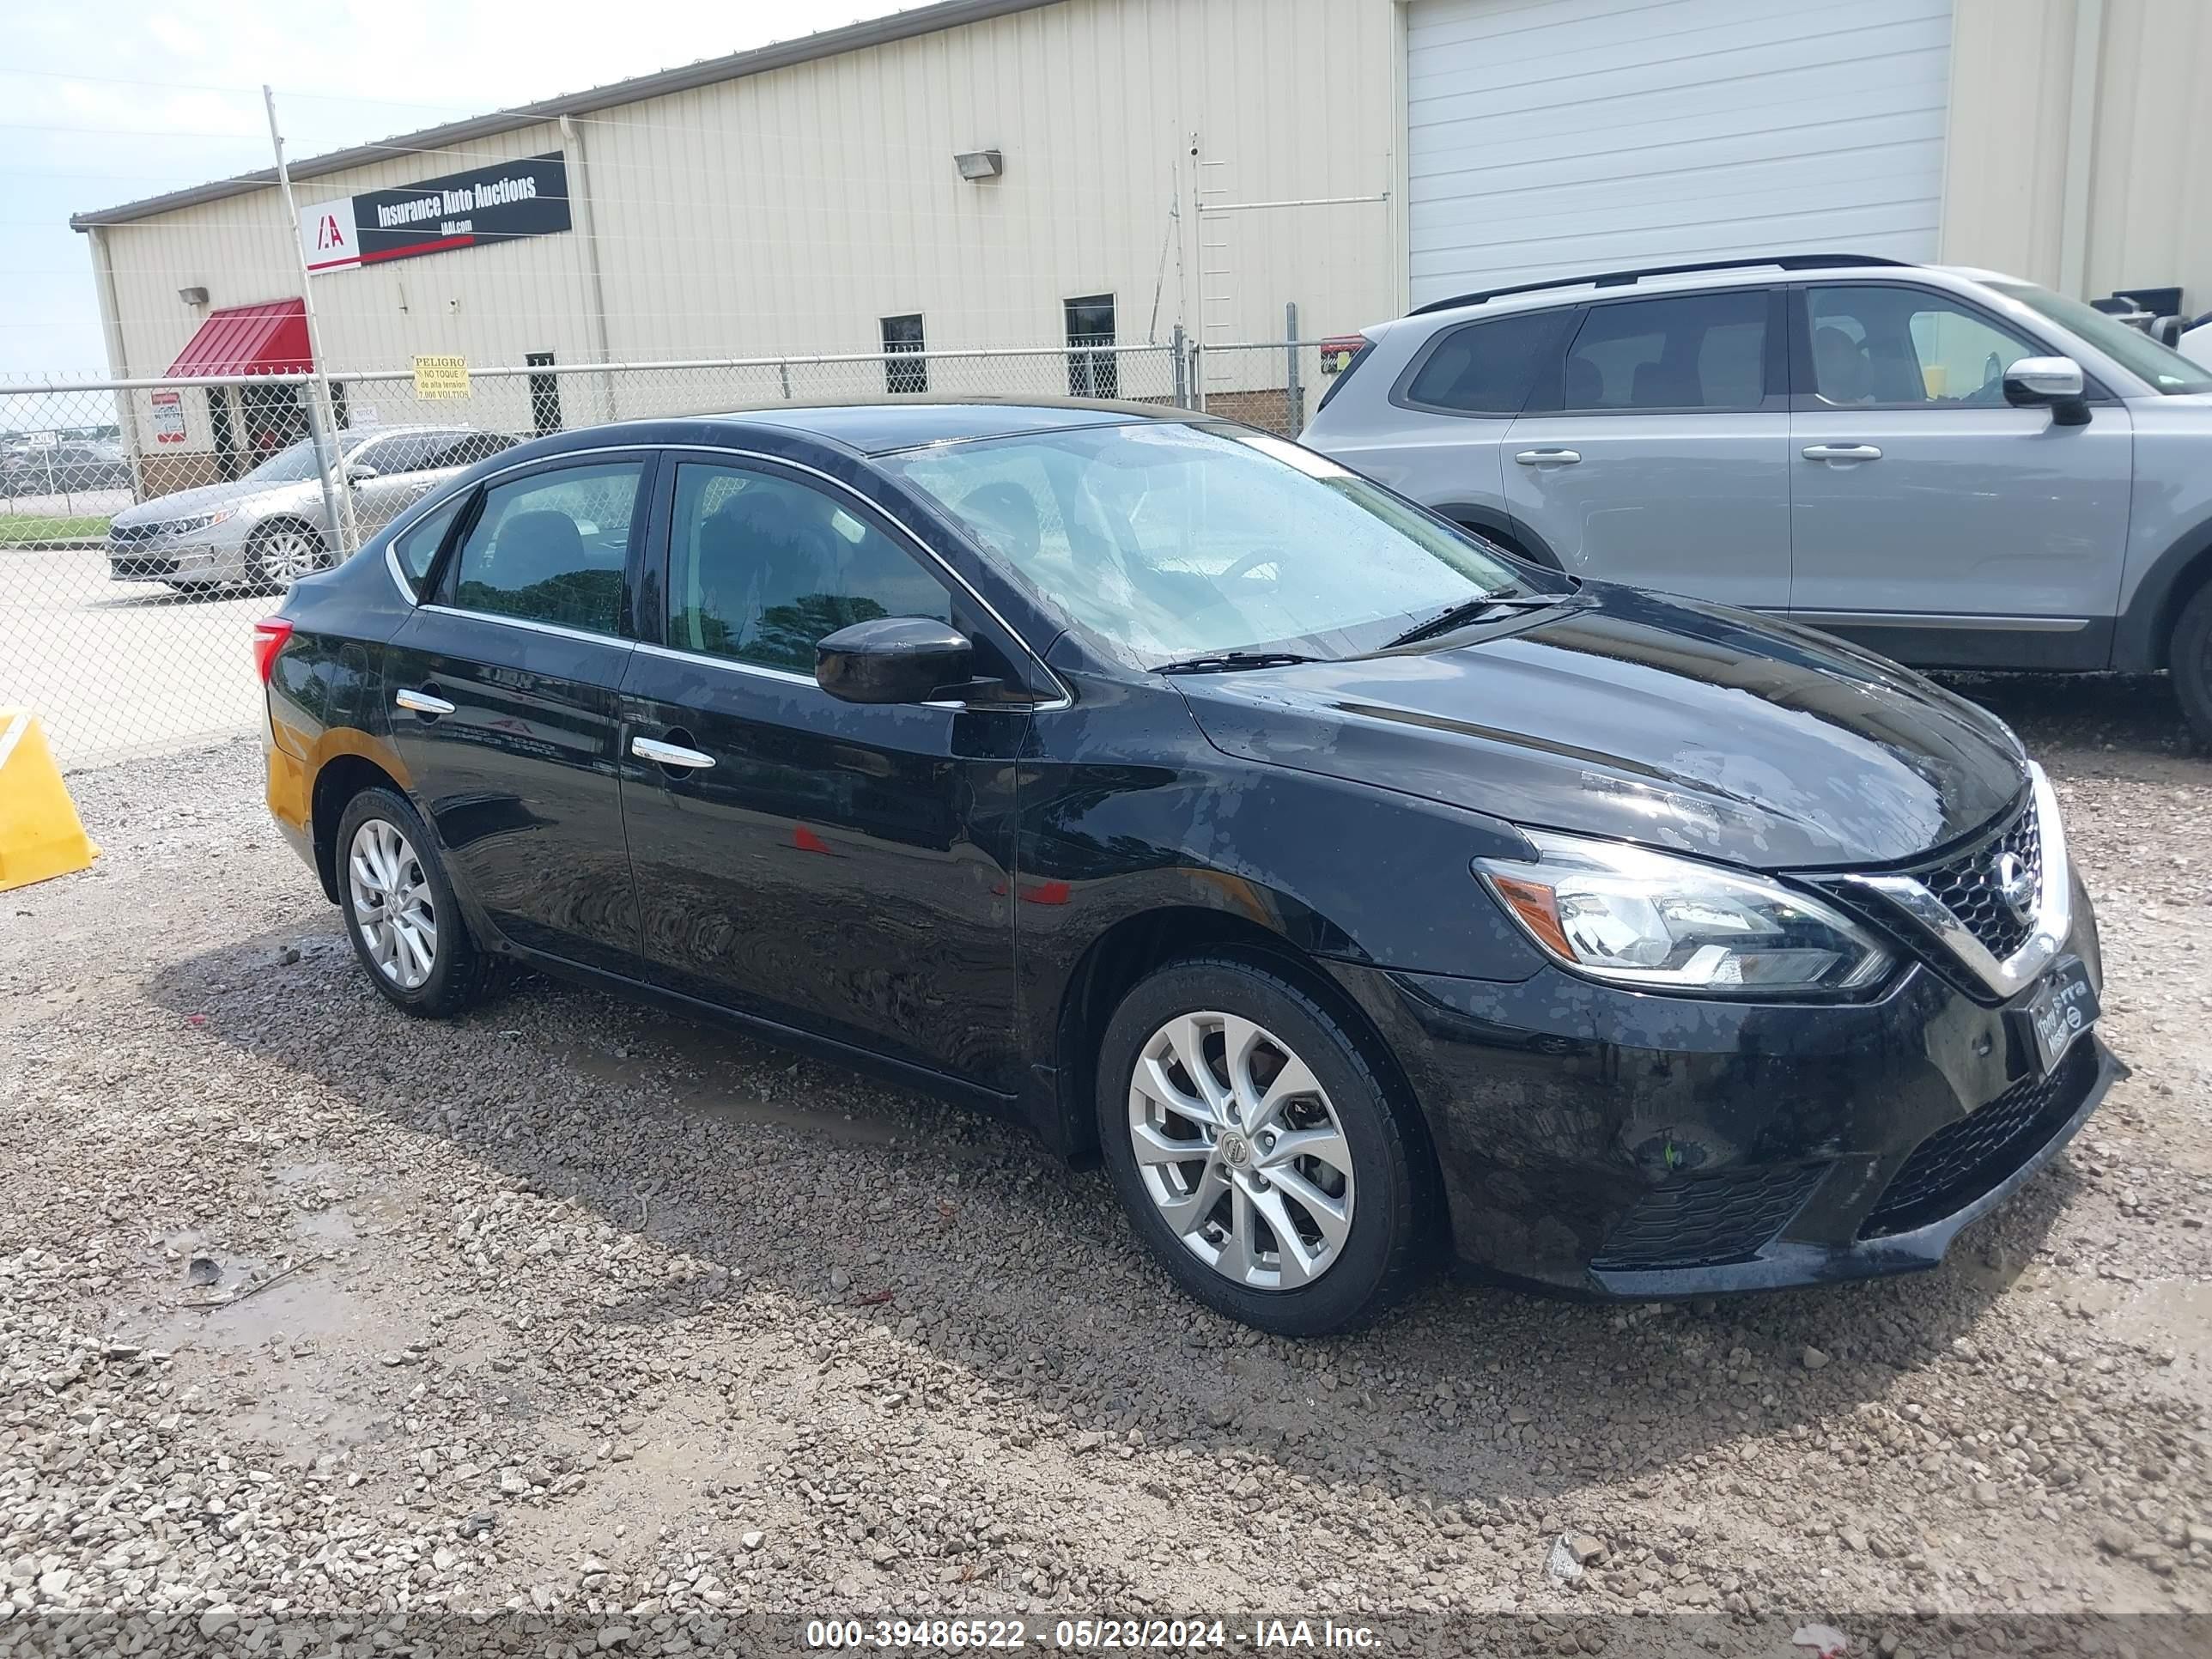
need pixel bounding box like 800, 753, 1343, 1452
345, 462, 380, 483
815, 617, 974, 704
2003, 356, 2091, 426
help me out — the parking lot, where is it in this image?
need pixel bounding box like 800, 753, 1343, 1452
0, 543, 265, 766
2, 674, 2208, 1650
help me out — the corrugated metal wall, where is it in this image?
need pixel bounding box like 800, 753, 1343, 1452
88, 0, 1401, 390
1942, 0, 2212, 312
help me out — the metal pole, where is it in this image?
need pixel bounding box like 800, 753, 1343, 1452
263, 84, 360, 556
1171, 324, 1188, 408
1285, 301, 1302, 434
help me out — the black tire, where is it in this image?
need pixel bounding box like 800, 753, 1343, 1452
1095, 953, 1437, 1337
245, 519, 329, 589
2171, 581, 2212, 749
333, 787, 510, 1018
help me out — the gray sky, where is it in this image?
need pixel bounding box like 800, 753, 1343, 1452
3, 0, 907, 376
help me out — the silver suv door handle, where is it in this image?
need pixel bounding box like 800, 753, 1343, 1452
394, 688, 455, 716
1802, 444, 1882, 462
1514, 448, 1582, 466
633, 735, 715, 770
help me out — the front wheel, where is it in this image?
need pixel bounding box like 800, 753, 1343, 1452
1095, 955, 1436, 1337
246, 520, 328, 589
2171, 582, 2212, 750
335, 787, 509, 1018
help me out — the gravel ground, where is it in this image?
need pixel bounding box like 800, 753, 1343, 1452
3, 674, 2210, 1656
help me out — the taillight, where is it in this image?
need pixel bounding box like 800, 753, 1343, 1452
252, 617, 294, 684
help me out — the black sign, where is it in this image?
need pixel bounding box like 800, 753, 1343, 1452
303, 152, 570, 275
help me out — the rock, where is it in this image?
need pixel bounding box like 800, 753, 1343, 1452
1801, 1346, 1832, 1371
1545, 1535, 1584, 1584
199, 1607, 238, 1639
1842, 1528, 1869, 1553
1566, 1534, 1605, 1566
741, 1531, 764, 1551
1972, 1481, 2000, 1507
599, 1626, 634, 1649
433, 1547, 458, 1571
459, 1512, 497, 1539
2096, 1522, 2137, 1556
830, 1268, 852, 1292
36, 1568, 73, 1601
1073, 1431, 1103, 1453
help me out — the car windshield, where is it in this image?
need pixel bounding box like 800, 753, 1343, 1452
240, 437, 329, 484
1987, 279, 2212, 395
880, 421, 1547, 666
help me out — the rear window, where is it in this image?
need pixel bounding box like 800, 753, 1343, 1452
1399, 309, 1571, 416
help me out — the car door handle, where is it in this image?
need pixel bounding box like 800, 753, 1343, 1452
632, 735, 715, 770
1514, 448, 1582, 466
393, 688, 455, 717
1802, 444, 1882, 462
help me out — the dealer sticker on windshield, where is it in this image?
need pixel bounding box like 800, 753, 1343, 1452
2021, 957, 2099, 1075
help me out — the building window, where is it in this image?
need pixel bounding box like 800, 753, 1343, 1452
1065, 294, 1116, 398
526, 351, 562, 437
880, 314, 927, 394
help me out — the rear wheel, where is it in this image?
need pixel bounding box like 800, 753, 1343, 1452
2171, 582, 2212, 749
335, 787, 509, 1018
1095, 955, 1434, 1336
246, 520, 327, 588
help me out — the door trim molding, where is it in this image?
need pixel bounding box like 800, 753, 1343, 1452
1787, 610, 2091, 634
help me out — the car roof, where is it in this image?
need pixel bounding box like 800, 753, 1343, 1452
711, 397, 1210, 456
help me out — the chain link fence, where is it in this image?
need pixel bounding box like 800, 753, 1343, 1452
2, 341, 1329, 768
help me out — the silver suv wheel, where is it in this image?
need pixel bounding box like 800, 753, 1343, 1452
1127, 1011, 1354, 1289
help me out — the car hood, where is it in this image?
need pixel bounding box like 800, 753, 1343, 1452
112, 477, 307, 526
1172, 586, 2028, 870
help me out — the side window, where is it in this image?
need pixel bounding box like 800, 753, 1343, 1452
666, 462, 952, 674
425, 432, 514, 470
447, 460, 643, 635
356, 434, 436, 475
1561, 290, 1770, 411
392, 494, 465, 587
1401, 309, 1571, 416
1806, 285, 2039, 408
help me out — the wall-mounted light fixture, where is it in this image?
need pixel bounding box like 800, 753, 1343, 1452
954, 149, 1004, 182
178, 285, 210, 306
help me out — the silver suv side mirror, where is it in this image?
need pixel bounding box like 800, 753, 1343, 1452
2003, 356, 2091, 426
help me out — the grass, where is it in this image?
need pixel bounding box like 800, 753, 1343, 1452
0, 514, 110, 545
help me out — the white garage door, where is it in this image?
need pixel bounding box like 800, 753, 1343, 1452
1406, 0, 1954, 306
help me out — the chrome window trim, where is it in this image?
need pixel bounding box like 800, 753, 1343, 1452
420, 603, 626, 650
1832, 763, 2073, 1000
631, 639, 1043, 715
380, 439, 1073, 710
385, 543, 416, 604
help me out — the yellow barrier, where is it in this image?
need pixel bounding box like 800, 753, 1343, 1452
0, 709, 99, 891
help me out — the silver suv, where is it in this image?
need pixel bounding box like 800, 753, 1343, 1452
1301, 253, 2212, 742
106, 424, 514, 591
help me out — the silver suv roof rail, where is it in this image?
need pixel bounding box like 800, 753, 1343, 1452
1406, 253, 1911, 318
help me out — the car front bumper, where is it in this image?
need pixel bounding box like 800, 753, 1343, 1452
107, 523, 252, 581
1327, 877, 2112, 1297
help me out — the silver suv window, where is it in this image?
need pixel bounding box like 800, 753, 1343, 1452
1398, 309, 1571, 417
1986, 278, 2212, 395
1805, 286, 2039, 407
1561, 290, 1769, 411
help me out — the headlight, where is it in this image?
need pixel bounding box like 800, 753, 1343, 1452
1474, 831, 1891, 996
162, 508, 234, 534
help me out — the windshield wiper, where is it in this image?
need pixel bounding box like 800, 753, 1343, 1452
1153, 650, 1319, 675
1383, 593, 1569, 649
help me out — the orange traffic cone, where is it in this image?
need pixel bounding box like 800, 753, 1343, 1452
0, 710, 99, 891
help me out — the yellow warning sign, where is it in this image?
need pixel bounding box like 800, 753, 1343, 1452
412, 354, 470, 400
0, 709, 99, 891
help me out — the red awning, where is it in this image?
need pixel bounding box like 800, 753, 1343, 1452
165, 299, 313, 377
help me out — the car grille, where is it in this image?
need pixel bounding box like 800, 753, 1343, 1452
1858, 1042, 2095, 1239
1591, 1162, 1829, 1272
109, 555, 181, 577
1917, 800, 2043, 962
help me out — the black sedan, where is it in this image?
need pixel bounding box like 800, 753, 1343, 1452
258, 399, 2113, 1335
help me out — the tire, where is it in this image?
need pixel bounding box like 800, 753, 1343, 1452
1095, 954, 1436, 1337
246, 520, 329, 589
334, 787, 510, 1018
2171, 581, 2212, 750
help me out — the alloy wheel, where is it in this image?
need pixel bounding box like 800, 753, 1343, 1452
348, 818, 438, 990
255, 527, 323, 584
1127, 1011, 1354, 1289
